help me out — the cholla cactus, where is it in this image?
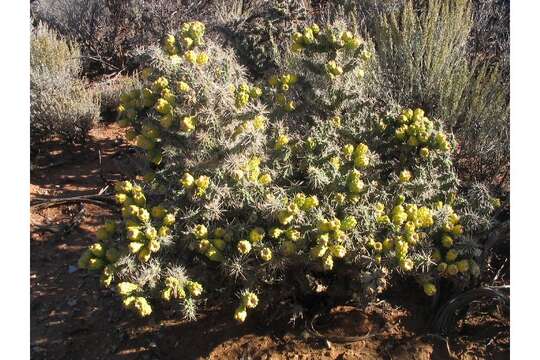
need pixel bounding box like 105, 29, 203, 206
80, 20, 496, 323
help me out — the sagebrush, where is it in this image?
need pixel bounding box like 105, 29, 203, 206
30, 22, 100, 149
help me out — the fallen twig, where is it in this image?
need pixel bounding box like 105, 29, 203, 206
31, 205, 86, 235
31, 194, 115, 209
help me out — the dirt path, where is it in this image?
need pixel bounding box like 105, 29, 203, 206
30, 123, 509, 360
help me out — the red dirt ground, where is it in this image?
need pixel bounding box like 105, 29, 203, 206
30, 123, 509, 360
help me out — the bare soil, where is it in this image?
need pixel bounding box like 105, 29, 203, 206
30, 123, 509, 360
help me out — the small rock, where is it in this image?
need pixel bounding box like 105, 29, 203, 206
324, 340, 332, 349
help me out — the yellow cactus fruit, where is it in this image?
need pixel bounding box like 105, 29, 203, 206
330, 244, 347, 258
154, 98, 172, 115
181, 172, 195, 188
193, 224, 208, 239
451, 224, 463, 236
184, 50, 197, 64
127, 226, 141, 242
285, 228, 301, 242
253, 115, 266, 130
447, 264, 459, 276
206, 247, 224, 262
177, 81, 190, 93
259, 247, 273, 262
242, 292, 259, 309
163, 213, 176, 226
149, 239, 161, 253
137, 209, 150, 223
457, 259, 470, 273
133, 297, 152, 317
269, 227, 283, 239
133, 192, 146, 207
161, 287, 173, 301
196, 52, 208, 65
137, 208, 150, 223
437, 262, 448, 273
180, 116, 196, 132
423, 282, 437, 296
237, 240, 252, 254
399, 258, 414, 272
446, 249, 458, 262
182, 36, 194, 49
151, 206, 167, 219
249, 227, 265, 242
138, 246, 152, 262
250, 86, 263, 98
187, 281, 203, 297
343, 144, 354, 158
302, 195, 319, 211
399, 170, 412, 183
322, 255, 334, 271
115, 193, 128, 205
122, 296, 136, 309
197, 239, 211, 253
158, 226, 171, 238
441, 235, 453, 248
117, 282, 139, 296
275, 134, 289, 150
258, 173, 272, 185
128, 242, 144, 254
234, 305, 248, 323
310, 245, 328, 258
194, 175, 210, 195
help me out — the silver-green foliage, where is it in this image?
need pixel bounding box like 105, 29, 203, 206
30, 22, 100, 146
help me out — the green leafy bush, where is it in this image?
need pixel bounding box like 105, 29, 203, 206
78, 20, 498, 322
31, 22, 100, 147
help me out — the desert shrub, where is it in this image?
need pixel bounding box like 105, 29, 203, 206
31, 22, 100, 147
215, 0, 310, 77
368, 0, 509, 189
470, 0, 510, 67
78, 20, 498, 323
32, 0, 216, 77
